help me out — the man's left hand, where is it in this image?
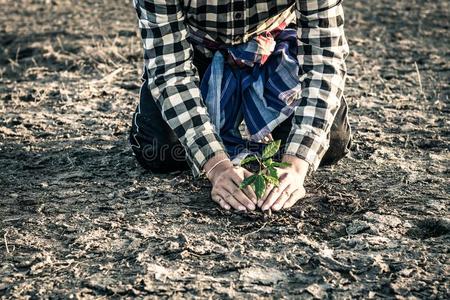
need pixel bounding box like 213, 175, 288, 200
257, 155, 309, 211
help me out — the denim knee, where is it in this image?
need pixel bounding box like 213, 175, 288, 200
129, 131, 188, 173
320, 130, 351, 167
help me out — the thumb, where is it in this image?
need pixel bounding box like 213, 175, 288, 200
243, 169, 253, 177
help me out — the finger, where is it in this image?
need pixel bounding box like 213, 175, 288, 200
231, 188, 256, 211
258, 169, 287, 207
226, 175, 256, 210
214, 188, 241, 210
258, 183, 274, 208
272, 187, 296, 211
283, 187, 306, 209
242, 185, 257, 204
229, 171, 245, 186
211, 194, 231, 210
211, 190, 231, 210
264, 187, 291, 211
243, 169, 253, 177
224, 193, 247, 211
261, 183, 290, 211
215, 186, 247, 211
260, 180, 289, 210
222, 184, 255, 211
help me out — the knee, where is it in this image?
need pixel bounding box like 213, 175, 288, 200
129, 132, 188, 173
320, 130, 352, 167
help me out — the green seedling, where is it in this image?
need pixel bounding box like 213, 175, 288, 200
239, 140, 291, 199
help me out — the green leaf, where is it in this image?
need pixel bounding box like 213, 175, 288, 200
263, 175, 280, 187
254, 174, 266, 199
240, 155, 258, 166
272, 161, 291, 168
239, 174, 257, 189
263, 158, 273, 167
262, 140, 281, 159
267, 166, 278, 178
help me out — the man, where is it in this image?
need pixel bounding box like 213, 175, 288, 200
129, 0, 351, 212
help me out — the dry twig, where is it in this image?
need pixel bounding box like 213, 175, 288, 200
4, 231, 10, 254
414, 61, 424, 95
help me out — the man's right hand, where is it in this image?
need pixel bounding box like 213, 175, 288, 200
204, 154, 257, 211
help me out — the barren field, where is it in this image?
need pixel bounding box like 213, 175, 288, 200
0, 0, 449, 298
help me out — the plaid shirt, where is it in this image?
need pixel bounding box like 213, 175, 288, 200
133, 0, 349, 177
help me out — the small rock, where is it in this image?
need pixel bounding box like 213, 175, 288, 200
211, 244, 228, 255
40, 182, 48, 188
346, 220, 371, 235
176, 233, 189, 246
145, 263, 171, 281
240, 267, 287, 285
363, 212, 402, 228
306, 283, 327, 299
165, 241, 180, 252
372, 255, 390, 273
16, 260, 33, 268
179, 250, 190, 259
398, 268, 416, 277
241, 284, 273, 294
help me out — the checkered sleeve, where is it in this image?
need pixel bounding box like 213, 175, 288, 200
285, 0, 349, 170
133, 0, 228, 177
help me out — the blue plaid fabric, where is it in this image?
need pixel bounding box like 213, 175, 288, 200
200, 29, 301, 159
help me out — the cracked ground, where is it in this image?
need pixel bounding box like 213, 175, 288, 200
0, 0, 449, 298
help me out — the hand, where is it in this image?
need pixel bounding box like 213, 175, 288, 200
257, 155, 309, 211
204, 154, 257, 211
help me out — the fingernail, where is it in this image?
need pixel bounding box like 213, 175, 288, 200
238, 205, 246, 211
262, 205, 268, 211
273, 204, 281, 211
257, 201, 262, 208
249, 204, 255, 211
224, 205, 230, 210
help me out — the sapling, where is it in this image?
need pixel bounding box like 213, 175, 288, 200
239, 140, 291, 200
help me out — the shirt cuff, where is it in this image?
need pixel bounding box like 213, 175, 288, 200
183, 128, 229, 178
283, 129, 330, 172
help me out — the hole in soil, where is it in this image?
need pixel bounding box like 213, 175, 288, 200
407, 217, 450, 239
14, 47, 42, 60
0, 33, 16, 47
